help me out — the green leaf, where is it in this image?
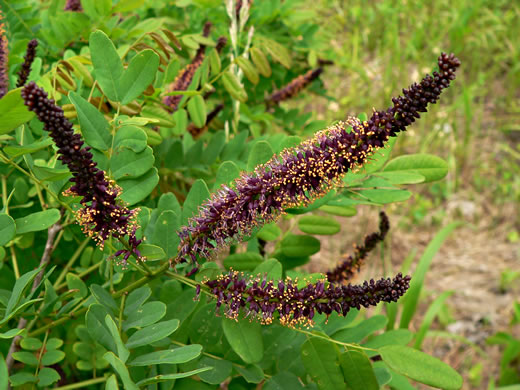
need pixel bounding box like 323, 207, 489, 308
223, 252, 263, 271
357, 188, 412, 204
281, 234, 320, 257
247, 141, 273, 171
257, 223, 281, 241
374, 171, 425, 184
69, 92, 112, 151
339, 350, 379, 390
110, 147, 155, 180
103, 352, 139, 390
105, 375, 119, 390
235, 365, 264, 384
250, 47, 271, 77
319, 204, 357, 217
86, 304, 117, 352
152, 210, 181, 259
136, 367, 213, 386
373, 362, 392, 386
89, 30, 124, 101
222, 317, 263, 364
362, 329, 414, 357
124, 286, 151, 316
12, 351, 39, 366
181, 179, 210, 225
90, 284, 119, 313
263, 372, 305, 390
0, 353, 7, 390
0, 328, 25, 339
0, 89, 35, 135
414, 291, 454, 349
4, 138, 54, 158
119, 50, 159, 105
298, 215, 341, 235
197, 357, 232, 384
4, 267, 41, 318
187, 95, 206, 128
123, 301, 166, 330
138, 244, 166, 261
114, 126, 147, 153
66, 274, 88, 298
105, 315, 130, 363
0, 214, 16, 246
332, 315, 387, 344
259, 37, 291, 68
41, 350, 65, 365
253, 258, 282, 281
119, 167, 159, 205
214, 161, 240, 189
8, 372, 36, 386
14, 209, 60, 234
379, 345, 463, 389
236, 57, 259, 85
20, 337, 43, 351
383, 154, 449, 183
113, 0, 145, 13
364, 136, 396, 173
46, 338, 63, 350
400, 222, 461, 329
300, 337, 346, 390
173, 108, 188, 135
125, 319, 180, 349
221, 71, 247, 102
128, 344, 202, 366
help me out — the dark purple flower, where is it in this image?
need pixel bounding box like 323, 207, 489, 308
163, 22, 213, 112
21, 82, 142, 265
327, 211, 390, 283
177, 53, 461, 264
0, 11, 8, 99
268, 68, 323, 105
200, 270, 410, 326
16, 39, 38, 88
64, 0, 82, 11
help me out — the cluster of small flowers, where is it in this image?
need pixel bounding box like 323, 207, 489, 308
177, 53, 461, 265
0, 10, 8, 99
16, 39, 38, 88
268, 68, 323, 105
21, 82, 142, 265
200, 270, 411, 327
326, 211, 390, 283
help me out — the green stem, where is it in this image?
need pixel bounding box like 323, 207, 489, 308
9, 246, 20, 280
295, 328, 376, 352
53, 376, 109, 390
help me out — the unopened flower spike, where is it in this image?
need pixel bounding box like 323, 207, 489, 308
268, 67, 323, 105
16, 39, 38, 88
64, 0, 83, 11
327, 211, 390, 283
0, 10, 8, 99
177, 53, 460, 265
163, 22, 213, 112
21, 82, 142, 266
199, 270, 410, 327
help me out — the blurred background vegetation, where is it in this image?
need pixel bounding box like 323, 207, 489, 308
295, 0, 520, 388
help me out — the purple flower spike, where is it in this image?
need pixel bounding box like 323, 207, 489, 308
203, 270, 411, 327
268, 68, 323, 105
327, 211, 390, 283
21, 82, 142, 266
177, 53, 461, 265
16, 39, 38, 88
